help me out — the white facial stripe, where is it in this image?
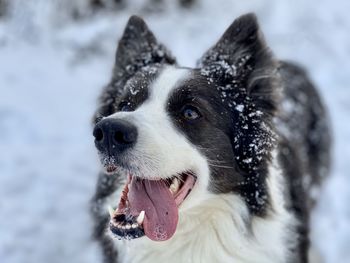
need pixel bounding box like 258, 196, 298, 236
108, 66, 189, 119
148, 66, 189, 107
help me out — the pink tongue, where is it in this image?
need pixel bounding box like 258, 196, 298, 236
128, 177, 178, 241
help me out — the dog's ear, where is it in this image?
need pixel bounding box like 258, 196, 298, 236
94, 16, 176, 122
198, 13, 278, 116
199, 14, 279, 193
113, 15, 176, 81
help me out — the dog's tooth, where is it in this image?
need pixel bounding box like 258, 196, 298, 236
136, 211, 145, 225
170, 178, 180, 194
108, 206, 114, 217
122, 225, 126, 230
126, 224, 131, 230
132, 223, 138, 228
174, 177, 180, 187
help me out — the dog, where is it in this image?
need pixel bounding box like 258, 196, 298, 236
90, 13, 331, 263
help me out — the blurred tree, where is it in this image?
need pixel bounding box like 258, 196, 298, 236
179, 0, 196, 8
87, 0, 196, 13
89, 0, 125, 11
48, 0, 198, 23
0, 0, 7, 17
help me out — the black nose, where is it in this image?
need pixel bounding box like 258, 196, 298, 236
93, 118, 138, 154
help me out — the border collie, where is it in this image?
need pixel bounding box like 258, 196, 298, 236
90, 14, 331, 263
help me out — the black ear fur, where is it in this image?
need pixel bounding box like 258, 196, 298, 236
113, 15, 176, 81
198, 13, 278, 117
94, 16, 176, 121
199, 14, 279, 215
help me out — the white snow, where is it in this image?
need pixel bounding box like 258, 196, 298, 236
235, 104, 244, 112
0, 0, 349, 262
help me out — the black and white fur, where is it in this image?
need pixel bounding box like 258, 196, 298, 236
90, 14, 331, 263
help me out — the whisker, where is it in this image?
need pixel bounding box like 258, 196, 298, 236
206, 159, 230, 164
208, 163, 235, 169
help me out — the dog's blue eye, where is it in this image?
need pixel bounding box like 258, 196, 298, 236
182, 105, 201, 120
119, 102, 133, 112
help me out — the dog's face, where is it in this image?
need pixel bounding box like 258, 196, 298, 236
93, 14, 277, 241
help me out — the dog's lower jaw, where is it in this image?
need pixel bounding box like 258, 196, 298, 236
114, 157, 298, 263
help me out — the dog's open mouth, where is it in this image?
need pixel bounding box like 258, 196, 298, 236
109, 172, 197, 241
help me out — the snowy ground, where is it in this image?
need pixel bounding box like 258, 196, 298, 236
0, 0, 349, 262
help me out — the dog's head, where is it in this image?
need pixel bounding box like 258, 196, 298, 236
93, 14, 278, 241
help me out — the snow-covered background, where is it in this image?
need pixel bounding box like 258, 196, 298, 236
0, 0, 349, 262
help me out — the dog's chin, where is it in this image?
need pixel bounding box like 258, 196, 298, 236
107, 169, 197, 242
105, 164, 118, 174
99, 154, 128, 175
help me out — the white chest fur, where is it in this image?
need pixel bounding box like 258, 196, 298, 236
114, 197, 296, 262
108, 156, 297, 263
